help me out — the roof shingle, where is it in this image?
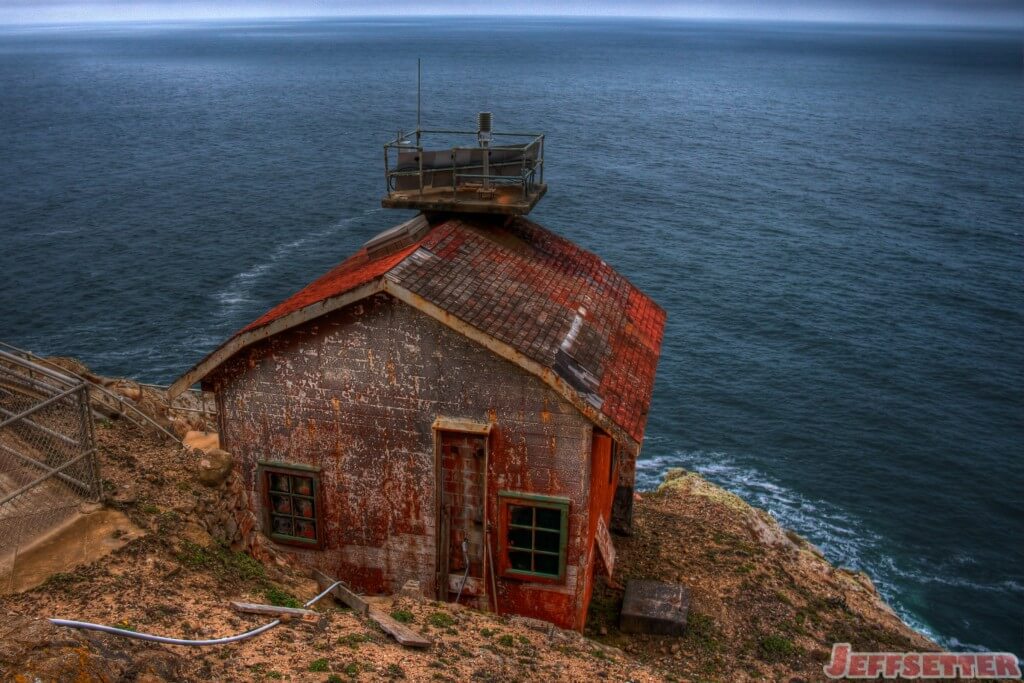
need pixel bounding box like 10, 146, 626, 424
192, 214, 665, 446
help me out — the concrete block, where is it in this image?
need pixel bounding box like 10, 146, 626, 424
619, 579, 690, 636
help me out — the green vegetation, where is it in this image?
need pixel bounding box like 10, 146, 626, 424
479, 627, 496, 637
41, 571, 82, 589
176, 541, 266, 583
342, 662, 360, 678
385, 663, 406, 678
337, 633, 370, 649
264, 586, 302, 608
682, 612, 720, 655
308, 658, 330, 672
757, 634, 797, 662
427, 612, 455, 628
496, 634, 514, 647
390, 609, 414, 624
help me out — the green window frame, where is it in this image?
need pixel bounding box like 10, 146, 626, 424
258, 462, 323, 549
498, 491, 570, 583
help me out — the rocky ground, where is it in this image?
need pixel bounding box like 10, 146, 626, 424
585, 471, 935, 682
0, 359, 934, 682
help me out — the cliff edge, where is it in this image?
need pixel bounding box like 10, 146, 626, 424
0, 358, 932, 682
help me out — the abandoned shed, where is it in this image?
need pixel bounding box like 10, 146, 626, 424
170, 119, 666, 631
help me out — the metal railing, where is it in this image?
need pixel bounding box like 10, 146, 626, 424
0, 341, 217, 443
384, 128, 545, 203
0, 351, 100, 584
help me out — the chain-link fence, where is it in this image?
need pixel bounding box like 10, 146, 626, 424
0, 350, 100, 586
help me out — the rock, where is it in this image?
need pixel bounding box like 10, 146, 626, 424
663, 467, 688, 483
111, 483, 138, 506
186, 412, 208, 432
109, 379, 142, 402
170, 417, 191, 438
196, 448, 233, 487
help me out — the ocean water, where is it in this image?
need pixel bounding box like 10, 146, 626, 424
0, 18, 1021, 654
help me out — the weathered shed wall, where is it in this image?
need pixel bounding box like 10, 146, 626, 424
209, 292, 599, 628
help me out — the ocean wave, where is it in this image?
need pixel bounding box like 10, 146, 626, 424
636, 450, 997, 653
215, 208, 381, 314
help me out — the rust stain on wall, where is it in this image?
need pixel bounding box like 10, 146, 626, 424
211, 293, 604, 628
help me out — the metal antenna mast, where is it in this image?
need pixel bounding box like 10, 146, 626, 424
416, 58, 422, 145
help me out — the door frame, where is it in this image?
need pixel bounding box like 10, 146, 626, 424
432, 418, 493, 602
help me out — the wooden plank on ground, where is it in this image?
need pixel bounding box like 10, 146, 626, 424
368, 608, 432, 648
230, 601, 319, 623
313, 569, 369, 615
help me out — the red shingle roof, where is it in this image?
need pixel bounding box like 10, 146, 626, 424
183, 214, 665, 447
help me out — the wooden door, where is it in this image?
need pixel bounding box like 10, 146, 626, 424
437, 430, 487, 607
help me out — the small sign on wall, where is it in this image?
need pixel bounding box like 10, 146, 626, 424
596, 516, 616, 578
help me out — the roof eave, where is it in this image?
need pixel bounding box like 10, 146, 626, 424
168, 277, 647, 456
167, 279, 387, 398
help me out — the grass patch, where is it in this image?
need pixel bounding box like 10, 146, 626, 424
427, 612, 455, 628
758, 634, 797, 663
385, 662, 406, 678
390, 609, 414, 624
308, 658, 330, 672
337, 633, 369, 649
176, 541, 266, 583
264, 587, 301, 609
479, 627, 496, 637
496, 634, 514, 647
41, 571, 82, 590
682, 611, 720, 654
342, 662, 360, 678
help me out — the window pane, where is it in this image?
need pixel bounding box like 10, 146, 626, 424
509, 550, 532, 571
270, 494, 292, 515
508, 527, 532, 549
271, 516, 294, 536
535, 529, 560, 553
294, 520, 316, 540
509, 505, 533, 527
535, 507, 561, 530
294, 498, 315, 519
269, 473, 290, 492
534, 553, 559, 576
291, 476, 313, 496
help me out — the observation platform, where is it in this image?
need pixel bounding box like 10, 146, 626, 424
382, 126, 546, 216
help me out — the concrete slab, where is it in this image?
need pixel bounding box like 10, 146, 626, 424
619, 579, 690, 636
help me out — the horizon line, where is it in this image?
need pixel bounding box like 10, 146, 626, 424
1, 12, 1021, 31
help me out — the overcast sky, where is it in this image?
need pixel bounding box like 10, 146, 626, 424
1, 0, 1021, 27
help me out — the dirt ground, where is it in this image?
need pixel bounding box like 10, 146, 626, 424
0, 383, 932, 682
585, 470, 935, 682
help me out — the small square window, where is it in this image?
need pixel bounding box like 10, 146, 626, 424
259, 463, 323, 549
498, 491, 569, 583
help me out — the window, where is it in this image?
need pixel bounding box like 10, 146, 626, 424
498, 492, 569, 583
259, 463, 323, 549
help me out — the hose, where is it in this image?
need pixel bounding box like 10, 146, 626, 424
48, 581, 342, 647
